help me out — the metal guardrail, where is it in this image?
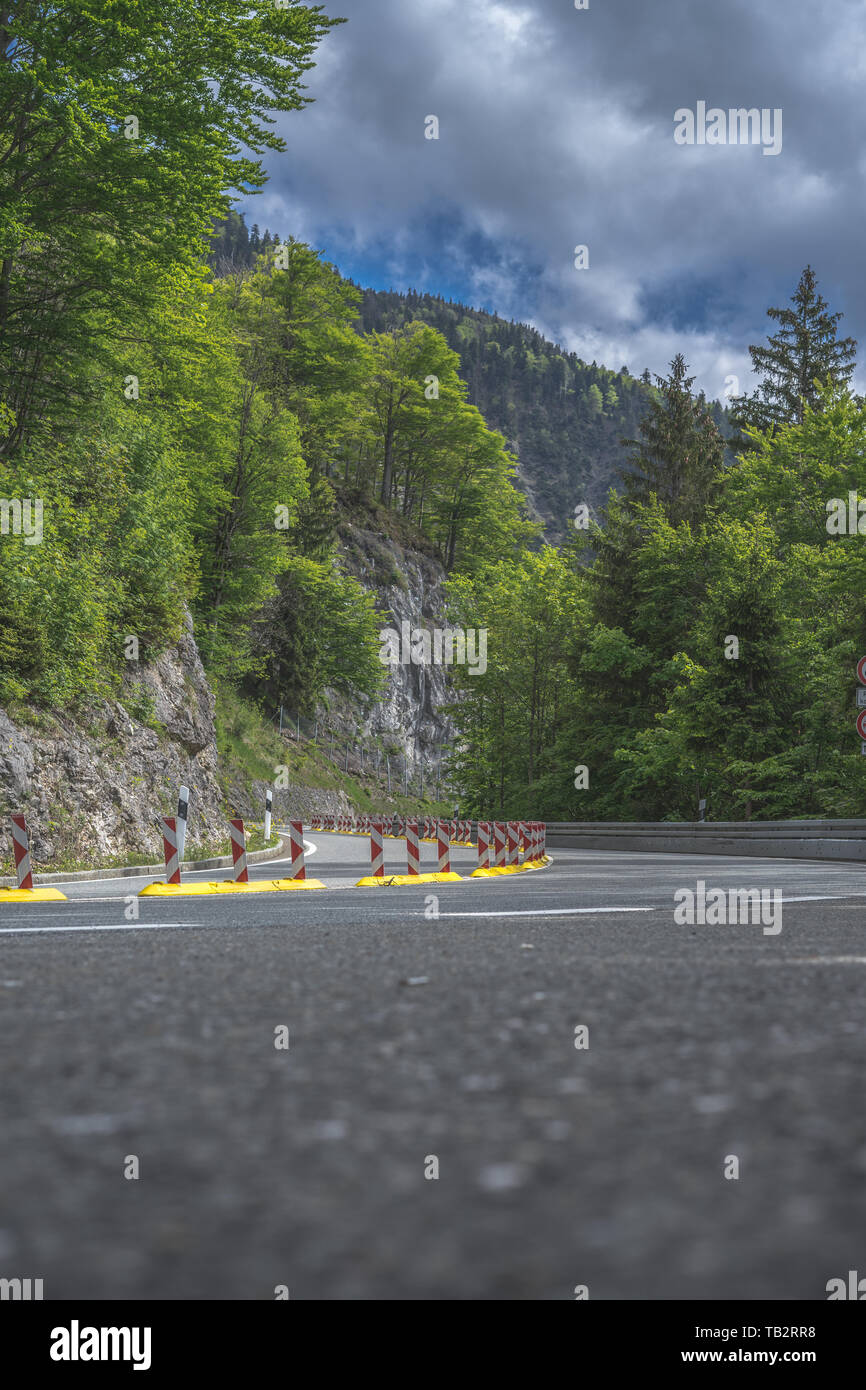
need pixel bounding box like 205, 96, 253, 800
544, 821, 866, 864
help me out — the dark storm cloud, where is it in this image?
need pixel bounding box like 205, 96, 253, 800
247, 0, 866, 396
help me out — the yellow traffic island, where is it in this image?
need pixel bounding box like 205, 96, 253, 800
470, 860, 548, 877
0, 886, 67, 903
139, 878, 325, 898
356, 871, 464, 887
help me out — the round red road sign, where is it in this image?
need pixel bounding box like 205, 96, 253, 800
857, 709, 866, 739
858, 656, 866, 685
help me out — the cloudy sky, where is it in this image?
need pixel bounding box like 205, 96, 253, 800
242, 0, 866, 400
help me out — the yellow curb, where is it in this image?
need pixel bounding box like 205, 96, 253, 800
0, 886, 68, 902
139, 878, 326, 897
470, 863, 539, 877
355, 871, 464, 887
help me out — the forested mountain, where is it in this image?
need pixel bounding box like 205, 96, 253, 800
3, 0, 863, 839
358, 287, 732, 541
208, 216, 734, 543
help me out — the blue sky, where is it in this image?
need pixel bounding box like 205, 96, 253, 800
240, 0, 866, 399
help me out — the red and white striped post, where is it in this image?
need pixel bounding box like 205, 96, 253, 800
506, 821, 519, 866
436, 820, 451, 874
406, 819, 420, 876
493, 821, 506, 868
518, 821, 527, 859
10, 814, 34, 890
477, 821, 491, 870
288, 820, 306, 880
160, 816, 182, 885
229, 818, 248, 882
541, 822, 546, 860
529, 822, 538, 862
369, 819, 384, 878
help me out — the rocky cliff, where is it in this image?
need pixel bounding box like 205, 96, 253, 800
326, 518, 457, 785
0, 524, 458, 870
0, 609, 227, 870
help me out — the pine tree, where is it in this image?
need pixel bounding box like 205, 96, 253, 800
620, 354, 724, 526
733, 266, 856, 434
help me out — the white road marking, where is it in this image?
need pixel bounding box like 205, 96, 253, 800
0, 922, 207, 936
432, 906, 656, 919
761, 956, 866, 966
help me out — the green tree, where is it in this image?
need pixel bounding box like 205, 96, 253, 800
732, 266, 857, 435
0, 0, 341, 452
620, 354, 724, 526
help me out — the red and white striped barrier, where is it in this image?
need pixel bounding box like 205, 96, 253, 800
406, 819, 420, 876
463, 819, 471, 843
10, 814, 34, 890
288, 820, 306, 880
493, 821, 506, 868
519, 821, 527, 856
229, 818, 249, 882
507, 821, 519, 866
370, 819, 384, 878
160, 816, 182, 885
477, 821, 491, 870
437, 820, 451, 874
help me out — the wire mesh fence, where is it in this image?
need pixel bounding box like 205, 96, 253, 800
272, 706, 457, 805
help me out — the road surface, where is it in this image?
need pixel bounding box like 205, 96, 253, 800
1, 832, 864, 1299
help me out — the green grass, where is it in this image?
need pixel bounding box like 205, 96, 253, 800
214, 686, 452, 818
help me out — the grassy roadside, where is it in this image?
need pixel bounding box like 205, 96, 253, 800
215, 687, 453, 819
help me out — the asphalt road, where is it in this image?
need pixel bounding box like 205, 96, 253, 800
1, 832, 865, 1300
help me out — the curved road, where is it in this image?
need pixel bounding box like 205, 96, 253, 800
1, 832, 865, 1299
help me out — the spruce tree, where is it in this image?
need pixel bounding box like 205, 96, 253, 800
620, 354, 724, 526
733, 266, 856, 434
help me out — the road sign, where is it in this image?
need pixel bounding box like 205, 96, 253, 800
857, 689, 866, 708
862, 742, 866, 756
858, 656, 866, 685
856, 710, 866, 739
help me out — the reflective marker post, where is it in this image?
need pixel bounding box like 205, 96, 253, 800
176, 785, 189, 866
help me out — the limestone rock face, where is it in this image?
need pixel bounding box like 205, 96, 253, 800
323, 523, 458, 788
0, 609, 226, 868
